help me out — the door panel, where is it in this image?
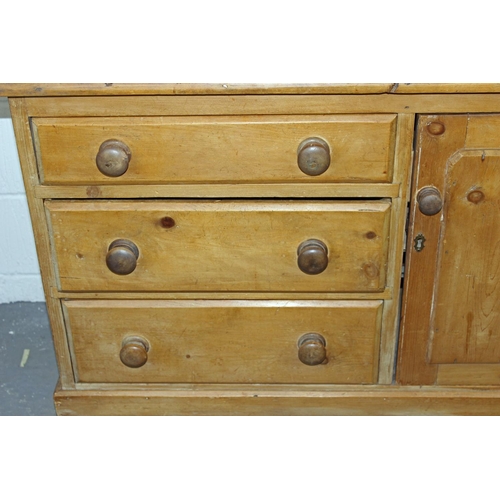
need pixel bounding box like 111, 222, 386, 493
398, 114, 500, 385
431, 151, 500, 364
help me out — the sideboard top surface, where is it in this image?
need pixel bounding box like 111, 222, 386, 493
1, 83, 500, 97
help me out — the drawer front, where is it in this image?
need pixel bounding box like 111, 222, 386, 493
65, 300, 383, 384
33, 115, 397, 185
47, 200, 391, 292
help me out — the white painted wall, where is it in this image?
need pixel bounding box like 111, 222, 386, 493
0, 98, 44, 303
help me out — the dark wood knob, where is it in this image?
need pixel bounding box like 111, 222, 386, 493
120, 337, 149, 368
96, 139, 131, 177
106, 239, 139, 275
297, 239, 328, 275
297, 137, 331, 176
298, 333, 327, 366
417, 186, 443, 216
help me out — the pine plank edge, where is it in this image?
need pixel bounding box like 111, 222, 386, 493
0, 83, 393, 97
23, 94, 500, 118
52, 289, 393, 300
34, 183, 401, 200
378, 114, 415, 384
2, 83, 500, 97
54, 384, 500, 415
9, 99, 76, 388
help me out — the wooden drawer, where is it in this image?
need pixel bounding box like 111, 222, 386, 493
33, 115, 397, 185
64, 300, 383, 384
46, 200, 391, 293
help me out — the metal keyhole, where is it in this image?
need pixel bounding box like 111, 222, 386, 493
414, 233, 426, 252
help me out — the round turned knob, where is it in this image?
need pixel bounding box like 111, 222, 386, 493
298, 333, 327, 366
120, 337, 149, 368
96, 139, 132, 177
297, 137, 331, 176
297, 239, 328, 275
106, 239, 139, 275
417, 186, 443, 216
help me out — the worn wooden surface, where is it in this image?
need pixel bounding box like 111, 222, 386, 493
64, 300, 382, 384
54, 384, 500, 415
378, 114, 415, 383
51, 289, 393, 300
398, 115, 500, 386
46, 200, 391, 293
9, 84, 500, 415
8, 99, 76, 389
466, 115, 500, 147
34, 183, 401, 200
33, 115, 396, 185
437, 364, 500, 385
431, 151, 500, 364
23, 94, 500, 118
397, 115, 469, 385
0, 83, 395, 96
392, 83, 500, 94
3, 83, 500, 97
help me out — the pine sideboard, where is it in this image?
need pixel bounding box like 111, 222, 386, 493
2, 83, 500, 415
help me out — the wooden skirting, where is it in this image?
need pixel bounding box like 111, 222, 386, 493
54, 384, 500, 415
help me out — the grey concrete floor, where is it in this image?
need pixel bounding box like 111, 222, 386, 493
0, 302, 58, 415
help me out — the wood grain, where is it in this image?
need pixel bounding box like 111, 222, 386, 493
437, 364, 500, 385
53, 384, 500, 415
46, 200, 391, 293
8, 99, 75, 388
7, 84, 500, 416
378, 114, 415, 383
397, 115, 469, 385
399, 116, 500, 386
431, 151, 500, 363
3, 83, 500, 98
23, 94, 500, 118
393, 83, 500, 94
34, 183, 401, 200
0, 83, 395, 97
33, 115, 396, 185
64, 300, 382, 384
52, 289, 393, 300
465, 115, 500, 148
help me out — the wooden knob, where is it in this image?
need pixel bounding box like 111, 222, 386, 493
417, 186, 443, 216
427, 121, 445, 136
96, 139, 131, 177
297, 137, 331, 176
297, 239, 328, 275
120, 337, 149, 368
106, 239, 139, 275
298, 333, 327, 366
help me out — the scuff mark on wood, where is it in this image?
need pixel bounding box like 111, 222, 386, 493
86, 186, 102, 198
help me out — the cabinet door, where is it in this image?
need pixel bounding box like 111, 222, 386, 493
398, 114, 500, 385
